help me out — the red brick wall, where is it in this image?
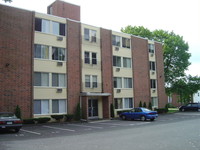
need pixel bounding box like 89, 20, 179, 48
100, 28, 113, 118
132, 37, 151, 107
155, 42, 168, 108
47, 0, 80, 21
0, 5, 34, 118
67, 20, 81, 114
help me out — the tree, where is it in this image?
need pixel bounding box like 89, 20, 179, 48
121, 26, 191, 85
15, 105, 21, 119
2, 0, 12, 2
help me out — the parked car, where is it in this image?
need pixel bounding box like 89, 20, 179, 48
120, 107, 158, 121
179, 103, 200, 112
0, 112, 22, 132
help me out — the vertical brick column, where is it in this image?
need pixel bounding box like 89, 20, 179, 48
81, 96, 88, 120
67, 20, 81, 114
132, 36, 151, 107
0, 5, 34, 118
100, 28, 113, 118
155, 42, 168, 108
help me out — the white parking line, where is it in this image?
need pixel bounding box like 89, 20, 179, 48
21, 129, 41, 135
91, 122, 130, 126
67, 124, 103, 129
43, 125, 75, 132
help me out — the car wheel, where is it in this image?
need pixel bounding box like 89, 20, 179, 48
150, 118, 155, 121
121, 115, 126, 120
198, 109, 200, 112
181, 108, 185, 112
140, 116, 146, 121
14, 128, 20, 133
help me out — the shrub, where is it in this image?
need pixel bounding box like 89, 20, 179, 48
165, 104, 169, 112
37, 117, 51, 123
65, 114, 74, 122
155, 108, 167, 114
139, 101, 142, 107
15, 105, 21, 119
51, 115, 64, 121
110, 104, 114, 118
143, 102, 147, 108
148, 102, 152, 110
74, 103, 81, 121
23, 118, 36, 124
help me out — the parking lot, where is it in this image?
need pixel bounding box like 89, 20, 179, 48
1, 112, 200, 141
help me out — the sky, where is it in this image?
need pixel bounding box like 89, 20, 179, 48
1, 0, 200, 76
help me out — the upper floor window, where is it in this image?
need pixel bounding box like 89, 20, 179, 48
34, 44, 49, 59
148, 44, 155, 53
150, 79, 156, 88
124, 78, 132, 88
123, 57, 131, 68
112, 35, 121, 46
113, 56, 121, 67
52, 73, 66, 87
84, 52, 97, 65
35, 18, 66, 36
122, 37, 130, 48
149, 61, 156, 71
34, 72, 49, 87
52, 47, 65, 61
114, 77, 122, 88
84, 28, 96, 42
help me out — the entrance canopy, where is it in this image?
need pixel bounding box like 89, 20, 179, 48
80, 92, 111, 97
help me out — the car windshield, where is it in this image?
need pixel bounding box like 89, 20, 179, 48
142, 108, 151, 112
0, 113, 16, 119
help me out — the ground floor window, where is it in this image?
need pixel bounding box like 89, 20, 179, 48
151, 97, 158, 108
34, 99, 67, 115
115, 98, 133, 109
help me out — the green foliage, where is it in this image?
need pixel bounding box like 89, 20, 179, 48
23, 118, 36, 124
37, 117, 51, 123
64, 114, 74, 121
155, 108, 168, 114
121, 26, 191, 85
143, 102, 147, 108
74, 103, 81, 121
15, 105, 21, 119
51, 115, 64, 121
110, 103, 114, 118
139, 101, 142, 107
165, 104, 169, 112
2, 0, 12, 2
148, 102, 152, 110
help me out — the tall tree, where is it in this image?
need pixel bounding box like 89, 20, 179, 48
2, 0, 12, 2
121, 26, 191, 85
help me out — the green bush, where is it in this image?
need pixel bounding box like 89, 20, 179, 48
155, 108, 167, 114
74, 103, 81, 121
37, 117, 51, 123
51, 115, 64, 121
148, 102, 152, 110
65, 114, 74, 121
139, 101, 142, 107
165, 104, 169, 112
143, 102, 147, 108
23, 118, 37, 124
15, 105, 21, 119
110, 104, 114, 118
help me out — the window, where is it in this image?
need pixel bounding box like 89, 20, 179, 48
149, 44, 155, 53
34, 100, 49, 114
34, 72, 49, 86
150, 61, 156, 71
34, 44, 49, 59
85, 75, 90, 88
114, 77, 122, 88
150, 79, 156, 88
52, 73, 66, 87
92, 53, 97, 65
151, 97, 158, 108
52, 99, 66, 113
123, 57, 131, 68
122, 37, 130, 48
124, 98, 133, 108
115, 98, 123, 109
112, 35, 121, 46
124, 78, 132, 88
85, 75, 98, 88
52, 47, 65, 61
84, 52, 90, 64
35, 18, 66, 36
52, 21, 65, 36
84, 28, 96, 42
113, 56, 121, 67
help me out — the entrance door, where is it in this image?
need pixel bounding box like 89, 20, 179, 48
88, 99, 98, 118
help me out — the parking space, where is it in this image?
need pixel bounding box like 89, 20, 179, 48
1, 112, 200, 141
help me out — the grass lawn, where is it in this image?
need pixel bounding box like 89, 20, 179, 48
168, 108, 179, 113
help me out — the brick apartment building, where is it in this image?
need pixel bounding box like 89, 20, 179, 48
0, 0, 167, 119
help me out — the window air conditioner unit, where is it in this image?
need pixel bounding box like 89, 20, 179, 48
57, 88, 63, 93
117, 89, 121, 93
116, 68, 120, 72
57, 36, 63, 41
151, 71, 155, 75
115, 47, 119, 51
150, 53, 154, 57
57, 62, 63, 66
152, 89, 156, 93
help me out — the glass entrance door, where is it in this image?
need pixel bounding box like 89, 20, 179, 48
88, 99, 98, 118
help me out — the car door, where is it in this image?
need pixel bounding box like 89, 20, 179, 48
185, 104, 192, 111
127, 109, 135, 119
134, 108, 142, 119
